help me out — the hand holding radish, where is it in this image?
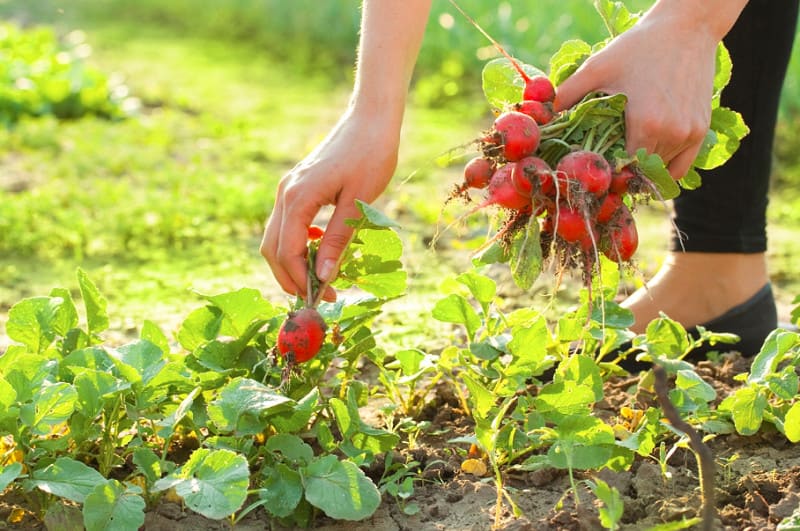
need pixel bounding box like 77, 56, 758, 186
554, 0, 747, 180
261, 109, 401, 302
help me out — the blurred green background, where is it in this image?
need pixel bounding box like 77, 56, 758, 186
1, 0, 799, 340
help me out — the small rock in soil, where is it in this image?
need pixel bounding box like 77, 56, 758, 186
771, 491, 800, 521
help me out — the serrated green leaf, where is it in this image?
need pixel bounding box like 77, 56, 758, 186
266, 433, 314, 464
28, 457, 106, 503
462, 374, 494, 418
208, 378, 294, 435
259, 464, 303, 518
176, 306, 224, 351
110, 339, 165, 386
675, 369, 716, 403
7, 296, 67, 353
73, 370, 130, 418
748, 329, 797, 384
132, 447, 162, 485
140, 320, 170, 354
547, 415, 616, 470
724, 387, 767, 436
549, 39, 591, 87
0, 463, 23, 492
350, 200, 401, 229
636, 148, 680, 200
432, 294, 481, 339
509, 215, 542, 290
77, 268, 108, 337
679, 168, 702, 190
204, 288, 279, 336
154, 449, 250, 519
304, 455, 380, 521
83, 480, 146, 531
713, 42, 733, 97
20, 382, 77, 436
785, 403, 800, 443
456, 270, 496, 305
593, 0, 640, 37
270, 388, 321, 433
692, 107, 749, 170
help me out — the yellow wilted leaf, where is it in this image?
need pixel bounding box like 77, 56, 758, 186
163, 487, 183, 504
7, 508, 26, 524
461, 458, 488, 477
612, 424, 632, 440
130, 476, 147, 491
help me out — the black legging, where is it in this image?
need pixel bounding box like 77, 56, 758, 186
671, 0, 799, 253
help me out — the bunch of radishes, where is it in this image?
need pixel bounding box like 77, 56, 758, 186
452, 64, 649, 284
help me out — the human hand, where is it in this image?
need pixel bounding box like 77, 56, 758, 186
261, 108, 401, 302
554, 6, 720, 179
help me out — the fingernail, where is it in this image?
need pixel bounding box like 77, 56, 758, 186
317, 258, 337, 282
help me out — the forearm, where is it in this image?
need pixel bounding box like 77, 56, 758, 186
350, 0, 432, 127
648, 0, 749, 41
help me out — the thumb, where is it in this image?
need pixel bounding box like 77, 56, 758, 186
314, 199, 359, 283
553, 62, 600, 112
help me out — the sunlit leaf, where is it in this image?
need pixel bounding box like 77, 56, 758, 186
304, 455, 380, 521
153, 449, 249, 520
83, 480, 146, 531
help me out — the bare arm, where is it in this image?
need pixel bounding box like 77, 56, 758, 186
261, 0, 432, 301
554, 0, 749, 179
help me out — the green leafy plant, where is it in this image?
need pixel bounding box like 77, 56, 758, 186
0, 22, 135, 125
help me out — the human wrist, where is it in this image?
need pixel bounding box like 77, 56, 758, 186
648, 0, 748, 42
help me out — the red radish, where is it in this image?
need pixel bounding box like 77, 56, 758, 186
512, 156, 551, 196
603, 205, 638, 262
307, 225, 325, 241
483, 164, 532, 211
556, 150, 612, 197
596, 193, 623, 224
553, 204, 587, 242
277, 308, 327, 363
514, 100, 554, 125
579, 226, 600, 253
523, 75, 555, 103
462, 156, 494, 190
491, 111, 540, 162
610, 165, 636, 194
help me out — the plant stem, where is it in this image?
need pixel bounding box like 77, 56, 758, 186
653, 366, 716, 531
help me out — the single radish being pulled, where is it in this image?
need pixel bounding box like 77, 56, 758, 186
556, 150, 612, 197
277, 307, 327, 363
489, 111, 540, 162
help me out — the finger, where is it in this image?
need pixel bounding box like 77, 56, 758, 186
666, 142, 702, 181
553, 60, 601, 112
260, 200, 300, 297
275, 186, 326, 300
315, 197, 360, 284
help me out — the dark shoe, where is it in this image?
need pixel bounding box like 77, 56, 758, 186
617, 283, 777, 373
